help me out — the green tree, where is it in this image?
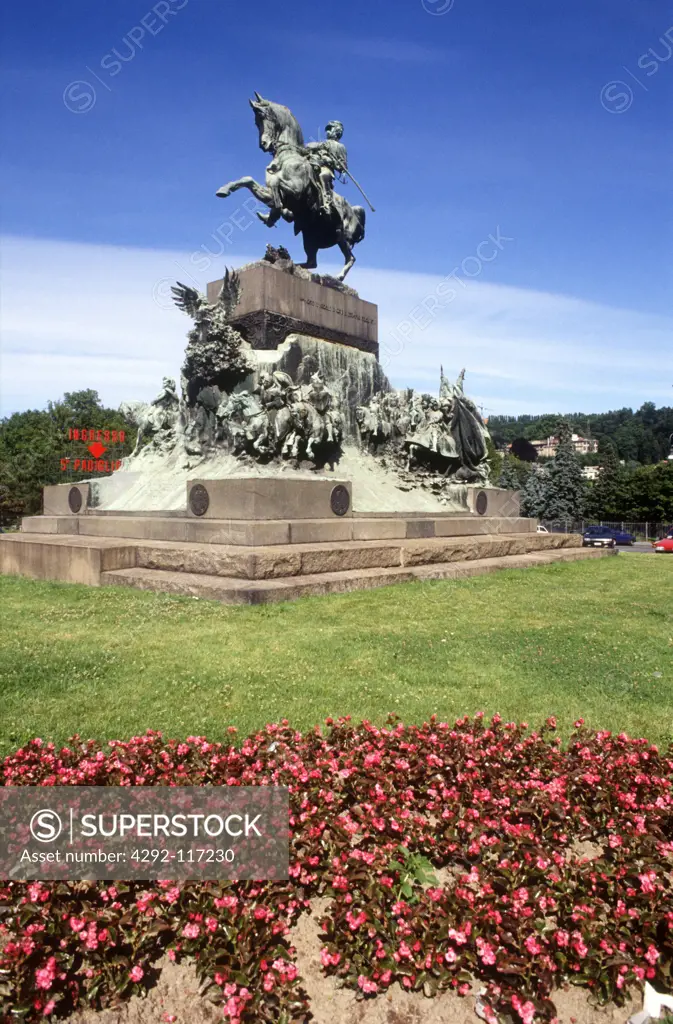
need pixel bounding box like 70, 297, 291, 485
485, 435, 503, 484
499, 455, 520, 489
539, 420, 586, 523
520, 468, 547, 518
623, 462, 673, 522
0, 391, 134, 523
585, 438, 627, 519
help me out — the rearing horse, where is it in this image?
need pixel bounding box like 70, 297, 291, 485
216, 94, 365, 281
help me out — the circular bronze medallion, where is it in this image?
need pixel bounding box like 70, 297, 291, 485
330, 484, 350, 517
475, 490, 488, 516
189, 484, 210, 517
68, 486, 83, 514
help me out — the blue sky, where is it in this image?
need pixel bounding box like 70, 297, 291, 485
1, 0, 671, 416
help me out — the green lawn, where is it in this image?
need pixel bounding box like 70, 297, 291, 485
0, 556, 671, 750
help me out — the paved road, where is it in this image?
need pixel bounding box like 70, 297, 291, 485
619, 541, 659, 555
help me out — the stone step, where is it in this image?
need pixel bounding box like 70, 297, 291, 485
0, 533, 136, 587
133, 532, 582, 580
20, 513, 536, 547
2, 530, 583, 585
101, 547, 614, 605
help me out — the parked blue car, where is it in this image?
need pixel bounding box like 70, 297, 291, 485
583, 525, 635, 546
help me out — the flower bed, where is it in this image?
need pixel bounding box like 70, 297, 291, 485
1, 715, 672, 1023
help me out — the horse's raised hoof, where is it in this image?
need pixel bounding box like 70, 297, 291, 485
216, 186, 232, 198
256, 211, 274, 226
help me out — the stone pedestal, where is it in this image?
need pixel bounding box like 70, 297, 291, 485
43, 483, 90, 515
466, 487, 520, 518
207, 261, 378, 356
186, 477, 353, 520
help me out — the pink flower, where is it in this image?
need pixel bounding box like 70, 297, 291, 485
525, 935, 544, 956
644, 945, 660, 965
320, 948, 341, 967
639, 871, 657, 894
345, 909, 367, 931
520, 1001, 536, 1023
35, 958, 57, 991
477, 937, 497, 965
182, 922, 200, 939
358, 974, 378, 994
481, 1005, 499, 1024
214, 895, 238, 911
129, 965, 144, 983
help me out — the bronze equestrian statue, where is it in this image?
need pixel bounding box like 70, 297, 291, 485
216, 94, 371, 281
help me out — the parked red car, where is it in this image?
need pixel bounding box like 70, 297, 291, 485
653, 531, 673, 553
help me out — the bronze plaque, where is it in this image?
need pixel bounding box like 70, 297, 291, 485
189, 484, 210, 517
476, 491, 488, 516
330, 484, 350, 517
68, 487, 83, 514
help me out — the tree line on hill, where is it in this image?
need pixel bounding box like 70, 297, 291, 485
498, 422, 673, 524
489, 403, 673, 466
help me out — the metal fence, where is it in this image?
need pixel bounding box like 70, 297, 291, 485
541, 519, 671, 541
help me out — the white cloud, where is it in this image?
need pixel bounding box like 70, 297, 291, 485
1, 235, 671, 418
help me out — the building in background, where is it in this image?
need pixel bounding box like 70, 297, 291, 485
529, 434, 598, 458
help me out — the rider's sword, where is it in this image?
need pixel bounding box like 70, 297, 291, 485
341, 168, 376, 212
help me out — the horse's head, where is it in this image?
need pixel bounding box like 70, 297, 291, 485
249, 92, 304, 153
